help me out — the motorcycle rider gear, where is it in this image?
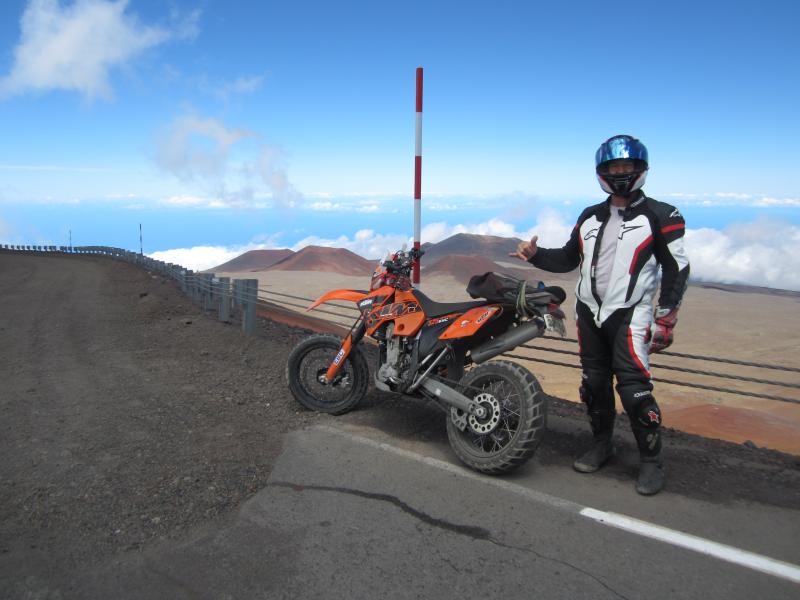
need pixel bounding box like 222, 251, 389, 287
579, 376, 617, 438
595, 135, 649, 196
648, 306, 679, 354
631, 396, 662, 456
634, 397, 661, 428
636, 455, 665, 495
530, 192, 690, 328
575, 300, 665, 457
573, 438, 615, 473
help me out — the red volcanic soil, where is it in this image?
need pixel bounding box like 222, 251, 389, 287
422, 233, 524, 265
211, 249, 294, 272
267, 245, 375, 276
667, 404, 800, 454
424, 254, 544, 285
424, 254, 505, 284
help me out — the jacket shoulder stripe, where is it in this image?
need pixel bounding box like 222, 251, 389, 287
661, 223, 685, 235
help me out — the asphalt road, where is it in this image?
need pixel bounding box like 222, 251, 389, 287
1, 252, 798, 599
63, 427, 800, 599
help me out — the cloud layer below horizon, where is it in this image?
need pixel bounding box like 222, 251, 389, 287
149, 212, 800, 292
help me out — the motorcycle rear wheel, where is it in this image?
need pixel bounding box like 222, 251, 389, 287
286, 334, 369, 415
446, 360, 546, 475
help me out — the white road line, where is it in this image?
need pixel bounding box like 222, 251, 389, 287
580, 508, 800, 584
310, 425, 800, 585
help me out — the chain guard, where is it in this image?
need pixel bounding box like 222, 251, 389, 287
449, 407, 468, 431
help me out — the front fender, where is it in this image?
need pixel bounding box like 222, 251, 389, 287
307, 289, 369, 311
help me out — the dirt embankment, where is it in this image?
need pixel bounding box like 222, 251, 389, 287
0, 252, 798, 591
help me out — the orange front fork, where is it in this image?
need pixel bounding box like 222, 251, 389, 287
324, 321, 366, 382
325, 334, 354, 382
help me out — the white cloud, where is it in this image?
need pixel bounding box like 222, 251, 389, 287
156, 115, 251, 183
308, 201, 341, 211
753, 197, 800, 207
0, 0, 197, 100
149, 245, 243, 271
288, 212, 574, 261
685, 219, 800, 291
146, 211, 800, 291
162, 194, 230, 209
291, 230, 411, 261
212, 75, 264, 99
307, 201, 381, 213
155, 112, 303, 209
662, 192, 800, 207
252, 146, 303, 209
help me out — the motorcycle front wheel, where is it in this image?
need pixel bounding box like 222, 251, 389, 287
286, 334, 369, 415
446, 360, 546, 475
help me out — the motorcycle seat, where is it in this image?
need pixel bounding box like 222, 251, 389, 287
414, 290, 488, 318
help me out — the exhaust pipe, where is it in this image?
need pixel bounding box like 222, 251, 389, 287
470, 320, 543, 364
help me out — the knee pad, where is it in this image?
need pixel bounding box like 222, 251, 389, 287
634, 396, 661, 429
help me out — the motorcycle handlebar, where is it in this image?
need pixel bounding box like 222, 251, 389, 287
382, 247, 425, 275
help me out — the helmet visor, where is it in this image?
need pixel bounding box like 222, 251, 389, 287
595, 136, 648, 168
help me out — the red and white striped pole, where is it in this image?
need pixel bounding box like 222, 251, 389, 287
413, 67, 423, 285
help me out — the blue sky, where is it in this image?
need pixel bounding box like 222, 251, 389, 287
0, 1, 798, 288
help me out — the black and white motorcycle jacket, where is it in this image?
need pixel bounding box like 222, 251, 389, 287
529, 191, 690, 327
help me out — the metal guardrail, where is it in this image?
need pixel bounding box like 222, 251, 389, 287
3, 243, 798, 405
0, 244, 262, 336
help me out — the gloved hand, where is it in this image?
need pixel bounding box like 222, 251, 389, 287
509, 235, 538, 261
647, 306, 678, 354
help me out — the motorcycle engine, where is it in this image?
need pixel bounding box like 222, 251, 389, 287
377, 324, 411, 388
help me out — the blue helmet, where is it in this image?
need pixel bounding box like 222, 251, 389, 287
595, 135, 649, 196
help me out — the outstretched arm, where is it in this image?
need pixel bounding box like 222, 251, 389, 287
529, 223, 583, 273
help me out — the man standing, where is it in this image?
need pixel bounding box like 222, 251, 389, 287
511, 135, 690, 495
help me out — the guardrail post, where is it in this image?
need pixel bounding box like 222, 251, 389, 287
202, 273, 215, 311
232, 279, 242, 309
242, 278, 258, 336
218, 277, 231, 322
184, 270, 195, 302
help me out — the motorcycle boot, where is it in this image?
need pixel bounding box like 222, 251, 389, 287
636, 455, 665, 495
573, 408, 616, 473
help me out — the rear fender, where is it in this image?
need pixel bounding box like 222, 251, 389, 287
307, 289, 368, 311
439, 306, 502, 340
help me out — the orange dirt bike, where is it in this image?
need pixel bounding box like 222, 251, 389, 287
286, 247, 567, 474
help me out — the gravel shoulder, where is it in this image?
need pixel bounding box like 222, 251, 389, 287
0, 253, 798, 593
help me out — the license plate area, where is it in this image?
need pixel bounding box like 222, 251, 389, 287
544, 313, 566, 337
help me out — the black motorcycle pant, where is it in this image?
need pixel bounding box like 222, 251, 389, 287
575, 300, 662, 457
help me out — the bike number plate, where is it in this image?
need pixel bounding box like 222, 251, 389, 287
544, 314, 566, 337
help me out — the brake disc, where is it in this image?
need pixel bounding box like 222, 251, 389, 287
467, 392, 501, 434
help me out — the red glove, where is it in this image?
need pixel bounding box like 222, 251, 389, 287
648, 307, 678, 354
